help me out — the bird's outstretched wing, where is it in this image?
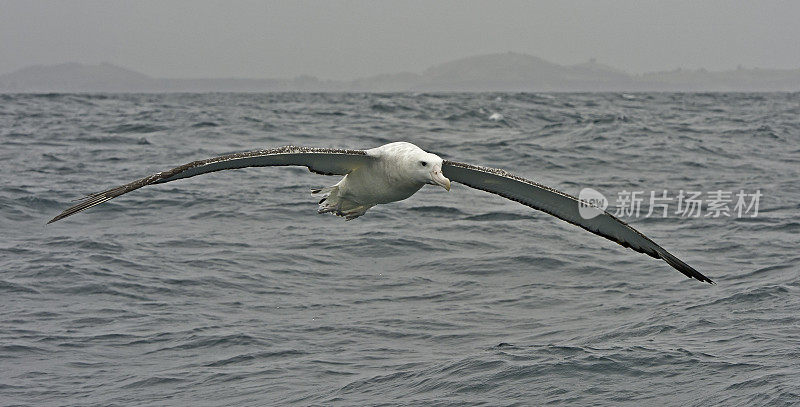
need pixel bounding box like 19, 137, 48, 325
442, 160, 713, 284
48, 146, 373, 224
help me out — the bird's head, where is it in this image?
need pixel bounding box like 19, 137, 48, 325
408, 151, 450, 191
369, 141, 451, 191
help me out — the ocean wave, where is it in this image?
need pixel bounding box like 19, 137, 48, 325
106, 123, 166, 133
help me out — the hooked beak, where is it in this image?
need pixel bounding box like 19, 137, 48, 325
430, 169, 451, 191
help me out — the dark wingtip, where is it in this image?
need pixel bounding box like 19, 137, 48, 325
686, 266, 714, 285
690, 268, 714, 285
47, 212, 67, 224
47, 212, 70, 224
690, 271, 715, 285
701, 272, 715, 285
656, 248, 714, 285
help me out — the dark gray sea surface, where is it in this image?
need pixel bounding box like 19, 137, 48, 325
2, 92, 799, 406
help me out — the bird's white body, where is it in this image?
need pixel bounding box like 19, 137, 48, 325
314, 142, 450, 219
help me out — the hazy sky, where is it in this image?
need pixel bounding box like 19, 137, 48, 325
2, 0, 799, 80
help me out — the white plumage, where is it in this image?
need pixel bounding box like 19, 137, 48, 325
313, 142, 450, 219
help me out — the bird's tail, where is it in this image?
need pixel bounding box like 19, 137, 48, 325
312, 185, 371, 220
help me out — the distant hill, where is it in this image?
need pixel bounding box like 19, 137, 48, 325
2, 53, 800, 92
637, 67, 800, 91
0, 62, 154, 92
0, 62, 294, 92
420, 52, 567, 90
414, 52, 633, 91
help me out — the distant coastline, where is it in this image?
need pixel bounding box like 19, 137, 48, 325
2, 52, 799, 93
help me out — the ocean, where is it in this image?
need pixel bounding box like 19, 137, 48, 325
1, 92, 799, 406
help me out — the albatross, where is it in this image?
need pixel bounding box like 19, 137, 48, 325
48, 142, 713, 284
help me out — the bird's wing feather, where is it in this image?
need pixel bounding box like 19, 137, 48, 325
48, 146, 373, 224
442, 160, 713, 284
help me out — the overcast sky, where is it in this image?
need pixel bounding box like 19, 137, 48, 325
2, 0, 799, 80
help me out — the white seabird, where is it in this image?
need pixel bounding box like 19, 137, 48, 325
48, 142, 713, 284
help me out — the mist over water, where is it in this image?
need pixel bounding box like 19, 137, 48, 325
2, 92, 799, 405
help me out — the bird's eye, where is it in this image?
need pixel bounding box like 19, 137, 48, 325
420, 161, 427, 167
